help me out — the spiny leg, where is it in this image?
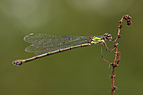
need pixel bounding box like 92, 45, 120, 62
100, 43, 119, 68
101, 45, 112, 65
108, 34, 121, 51
103, 40, 119, 52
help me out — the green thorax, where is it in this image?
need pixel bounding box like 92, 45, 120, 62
91, 36, 104, 44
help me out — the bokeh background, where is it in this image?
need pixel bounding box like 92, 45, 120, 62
0, 0, 142, 95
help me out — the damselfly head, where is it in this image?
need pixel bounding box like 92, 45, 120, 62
103, 33, 112, 41
12, 60, 23, 66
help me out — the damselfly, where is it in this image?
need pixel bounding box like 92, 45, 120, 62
12, 33, 113, 66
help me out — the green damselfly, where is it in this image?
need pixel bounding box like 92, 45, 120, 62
13, 33, 113, 66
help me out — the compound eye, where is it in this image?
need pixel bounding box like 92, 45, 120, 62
107, 34, 111, 37
104, 33, 108, 36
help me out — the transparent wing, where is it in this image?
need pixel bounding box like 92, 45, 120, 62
24, 33, 89, 55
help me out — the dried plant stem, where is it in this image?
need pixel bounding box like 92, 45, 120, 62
111, 15, 132, 95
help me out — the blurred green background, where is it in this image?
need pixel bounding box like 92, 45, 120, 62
0, 0, 142, 95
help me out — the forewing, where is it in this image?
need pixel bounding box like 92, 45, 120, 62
24, 33, 89, 55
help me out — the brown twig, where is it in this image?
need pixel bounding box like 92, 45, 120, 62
111, 15, 132, 95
